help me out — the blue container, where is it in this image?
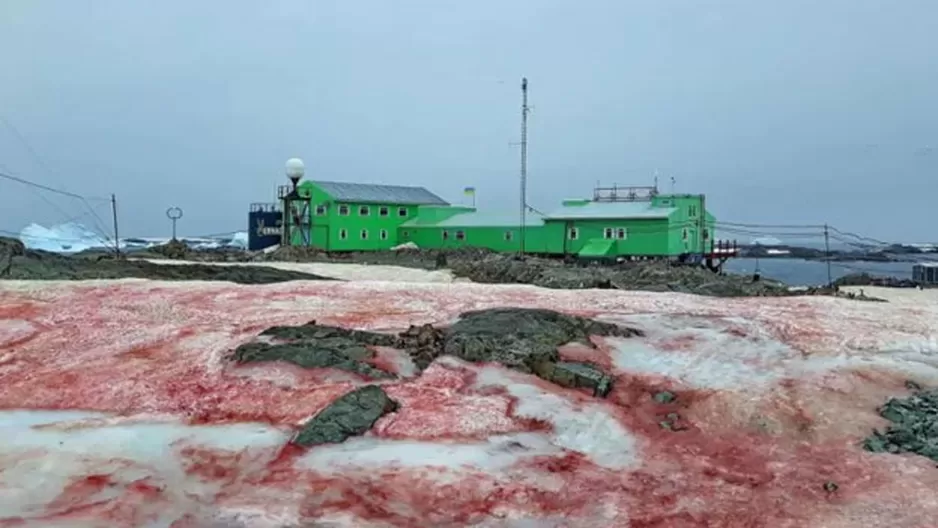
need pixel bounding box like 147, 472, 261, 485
248, 203, 282, 251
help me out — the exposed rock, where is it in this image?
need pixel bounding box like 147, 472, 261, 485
835, 272, 921, 289
261, 321, 398, 347
235, 308, 641, 399
0, 237, 25, 276
150, 239, 190, 260
863, 385, 938, 461
442, 308, 639, 378
293, 385, 398, 447
1, 243, 334, 284
231, 340, 394, 380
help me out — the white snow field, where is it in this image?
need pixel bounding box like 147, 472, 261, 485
2, 277, 938, 527
132, 258, 460, 283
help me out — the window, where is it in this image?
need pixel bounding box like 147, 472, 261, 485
504, 231, 513, 241
379, 206, 389, 217
359, 205, 370, 216
568, 227, 579, 240
380, 229, 388, 240
442, 230, 449, 240
682, 228, 689, 241
338, 205, 350, 216
703, 229, 710, 240
402, 230, 410, 238
360, 229, 369, 240
315, 205, 326, 216
339, 228, 348, 240
616, 228, 627, 240
689, 205, 697, 217
455, 230, 465, 241
398, 207, 408, 217
604, 227, 614, 240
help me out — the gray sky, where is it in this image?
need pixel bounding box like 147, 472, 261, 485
1, 0, 935, 243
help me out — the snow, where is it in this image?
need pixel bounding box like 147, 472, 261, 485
4, 278, 938, 525
134, 258, 459, 283
17, 221, 248, 254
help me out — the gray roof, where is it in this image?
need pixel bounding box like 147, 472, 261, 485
914, 262, 938, 268
313, 181, 449, 206
545, 201, 676, 220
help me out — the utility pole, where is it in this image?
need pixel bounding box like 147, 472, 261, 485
110, 193, 121, 259
519, 77, 530, 257
824, 223, 832, 287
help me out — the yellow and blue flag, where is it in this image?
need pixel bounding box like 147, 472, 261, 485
463, 186, 476, 196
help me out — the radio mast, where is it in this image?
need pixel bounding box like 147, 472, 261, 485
519, 77, 530, 256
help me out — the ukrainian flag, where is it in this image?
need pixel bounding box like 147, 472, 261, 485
463, 186, 476, 196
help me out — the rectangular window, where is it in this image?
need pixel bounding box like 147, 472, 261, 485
568, 227, 578, 240
617, 228, 627, 240
604, 227, 614, 239
359, 205, 370, 216
682, 228, 689, 241
504, 231, 513, 241
379, 206, 389, 217
442, 230, 449, 240
360, 229, 369, 240
339, 228, 348, 240
315, 205, 326, 216
338, 205, 350, 216
380, 229, 388, 240
398, 207, 408, 217
455, 230, 465, 241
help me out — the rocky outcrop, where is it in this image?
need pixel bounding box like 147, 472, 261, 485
0, 240, 334, 284
863, 382, 938, 461
233, 308, 641, 398
293, 385, 398, 447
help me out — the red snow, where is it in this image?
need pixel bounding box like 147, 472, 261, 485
2, 280, 938, 526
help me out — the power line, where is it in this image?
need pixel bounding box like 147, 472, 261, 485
0, 169, 107, 201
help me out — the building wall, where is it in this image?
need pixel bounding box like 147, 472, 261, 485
403, 223, 564, 253
285, 183, 716, 257
655, 194, 709, 255
549, 218, 671, 256
294, 181, 425, 251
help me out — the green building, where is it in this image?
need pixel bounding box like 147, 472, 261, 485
282, 181, 717, 259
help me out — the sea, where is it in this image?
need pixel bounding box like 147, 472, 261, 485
13, 222, 928, 288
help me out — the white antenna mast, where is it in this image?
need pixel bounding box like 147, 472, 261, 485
519, 77, 530, 257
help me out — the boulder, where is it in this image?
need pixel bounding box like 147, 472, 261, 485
293, 385, 398, 447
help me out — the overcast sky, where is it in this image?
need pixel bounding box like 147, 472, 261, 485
1, 0, 935, 243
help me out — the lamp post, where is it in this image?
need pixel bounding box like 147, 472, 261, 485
281, 158, 311, 247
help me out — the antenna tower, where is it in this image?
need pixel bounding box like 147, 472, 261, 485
519, 77, 530, 256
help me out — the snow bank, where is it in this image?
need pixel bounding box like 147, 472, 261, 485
3, 279, 938, 525
134, 258, 458, 283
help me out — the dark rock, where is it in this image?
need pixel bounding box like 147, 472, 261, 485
863, 386, 938, 462
2, 246, 334, 284
231, 340, 394, 380
150, 239, 190, 260
237, 308, 640, 399
442, 308, 639, 374
293, 385, 398, 447
261, 321, 398, 347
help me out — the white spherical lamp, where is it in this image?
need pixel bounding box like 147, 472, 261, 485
285, 158, 305, 187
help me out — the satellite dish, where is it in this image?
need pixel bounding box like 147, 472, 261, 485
285, 158, 305, 185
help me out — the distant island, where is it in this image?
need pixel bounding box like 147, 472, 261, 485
737, 243, 937, 262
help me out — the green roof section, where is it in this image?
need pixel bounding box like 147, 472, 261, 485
545, 201, 676, 220
402, 209, 545, 228
577, 239, 617, 258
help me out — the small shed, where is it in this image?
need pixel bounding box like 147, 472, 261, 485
913, 263, 938, 284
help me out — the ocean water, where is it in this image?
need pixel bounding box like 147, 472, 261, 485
723, 258, 915, 287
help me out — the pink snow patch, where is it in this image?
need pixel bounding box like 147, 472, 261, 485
2, 280, 938, 526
